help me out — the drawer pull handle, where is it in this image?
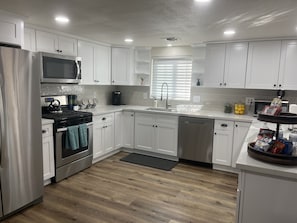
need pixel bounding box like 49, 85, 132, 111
42, 130, 47, 134
221, 124, 228, 127
102, 117, 106, 121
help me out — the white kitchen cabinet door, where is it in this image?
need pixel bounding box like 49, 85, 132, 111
103, 121, 115, 153
278, 40, 297, 90
204, 44, 226, 87
78, 40, 95, 85
134, 113, 155, 152
232, 122, 250, 168
213, 120, 234, 166
93, 113, 115, 160
245, 41, 281, 89
42, 123, 55, 182
93, 120, 104, 158
155, 116, 178, 156
23, 28, 36, 52
122, 111, 135, 148
0, 13, 23, 47
58, 36, 77, 56
224, 43, 248, 88
94, 45, 111, 85
36, 30, 59, 54
114, 112, 122, 149
36, 30, 77, 56
111, 47, 131, 85
42, 135, 55, 181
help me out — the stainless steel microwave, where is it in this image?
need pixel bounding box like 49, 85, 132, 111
39, 52, 82, 84
254, 99, 289, 116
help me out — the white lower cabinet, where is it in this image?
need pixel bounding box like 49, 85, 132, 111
213, 120, 234, 166
122, 111, 135, 148
93, 113, 115, 160
134, 112, 178, 157
232, 122, 251, 168
213, 120, 251, 169
114, 111, 123, 149
42, 123, 55, 183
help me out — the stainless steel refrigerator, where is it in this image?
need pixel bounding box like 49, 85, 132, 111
0, 46, 43, 220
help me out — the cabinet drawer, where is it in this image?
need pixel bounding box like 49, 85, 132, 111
94, 113, 114, 124
215, 120, 234, 131
42, 124, 53, 138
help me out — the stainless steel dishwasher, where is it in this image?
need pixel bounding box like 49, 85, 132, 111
178, 116, 214, 164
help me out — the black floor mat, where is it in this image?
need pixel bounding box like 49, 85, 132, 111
120, 153, 178, 171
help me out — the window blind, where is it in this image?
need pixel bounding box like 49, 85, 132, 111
150, 58, 192, 101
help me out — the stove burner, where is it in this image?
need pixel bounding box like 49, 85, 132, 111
42, 107, 93, 125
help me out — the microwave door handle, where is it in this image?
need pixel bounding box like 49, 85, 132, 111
75, 60, 80, 80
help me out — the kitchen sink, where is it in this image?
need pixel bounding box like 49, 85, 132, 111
146, 107, 176, 112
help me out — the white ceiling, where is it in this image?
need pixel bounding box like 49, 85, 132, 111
1, 0, 297, 47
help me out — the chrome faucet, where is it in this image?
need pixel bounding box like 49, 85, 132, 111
161, 82, 169, 109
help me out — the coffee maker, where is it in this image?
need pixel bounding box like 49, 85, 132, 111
112, 91, 121, 105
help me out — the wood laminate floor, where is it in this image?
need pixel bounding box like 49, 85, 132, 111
3, 152, 238, 223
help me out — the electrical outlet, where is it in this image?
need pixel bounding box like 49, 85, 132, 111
245, 97, 254, 105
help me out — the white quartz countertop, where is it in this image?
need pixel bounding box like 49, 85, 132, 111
83, 105, 254, 122
42, 118, 54, 125
236, 120, 297, 180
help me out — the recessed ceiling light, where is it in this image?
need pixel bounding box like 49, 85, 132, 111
125, 38, 134, 43
195, 0, 211, 3
167, 44, 173, 47
224, 29, 236, 36
55, 16, 70, 24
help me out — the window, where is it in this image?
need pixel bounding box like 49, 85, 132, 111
150, 58, 192, 101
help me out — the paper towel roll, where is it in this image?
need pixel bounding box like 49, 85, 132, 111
289, 104, 297, 114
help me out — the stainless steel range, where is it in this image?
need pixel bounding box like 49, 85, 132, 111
41, 96, 93, 182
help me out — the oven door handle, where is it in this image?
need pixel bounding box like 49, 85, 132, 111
57, 122, 93, 133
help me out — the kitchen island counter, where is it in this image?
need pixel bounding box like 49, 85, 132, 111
235, 120, 297, 223
236, 120, 297, 180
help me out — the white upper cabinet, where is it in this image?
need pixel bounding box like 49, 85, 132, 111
78, 40, 111, 85
58, 35, 78, 56
245, 41, 281, 89
224, 43, 248, 88
23, 27, 36, 52
204, 43, 247, 88
111, 47, 133, 85
94, 44, 111, 85
204, 43, 226, 87
36, 30, 77, 56
78, 41, 94, 84
278, 40, 297, 90
0, 12, 24, 47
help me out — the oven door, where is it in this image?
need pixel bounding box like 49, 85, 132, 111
55, 123, 93, 168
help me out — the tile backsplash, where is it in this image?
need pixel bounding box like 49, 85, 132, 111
41, 84, 116, 105
117, 85, 297, 112
41, 83, 297, 112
